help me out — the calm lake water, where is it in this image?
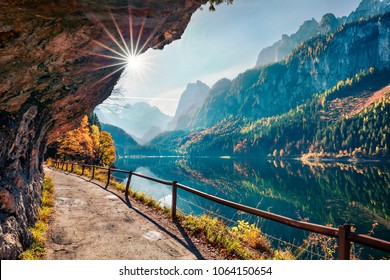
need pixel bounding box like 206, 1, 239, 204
113, 157, 390, 259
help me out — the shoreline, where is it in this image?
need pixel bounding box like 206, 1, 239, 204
293, 156, 390, 164
118, 154, 390, 164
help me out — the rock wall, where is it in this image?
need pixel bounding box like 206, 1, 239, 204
0, 0, 207, 259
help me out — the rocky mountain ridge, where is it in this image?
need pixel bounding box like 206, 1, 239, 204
192, 13, 390, 130
168, 80, 210, 131
255, 0, 390, 67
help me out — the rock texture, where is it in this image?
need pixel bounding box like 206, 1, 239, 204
0, 0, 207, 259
316, 13, 340, 35
347, 0, 390, 23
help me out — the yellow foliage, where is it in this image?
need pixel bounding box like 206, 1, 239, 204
56, 115, 115, 166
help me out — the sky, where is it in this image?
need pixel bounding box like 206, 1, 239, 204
99, 0, 361, 116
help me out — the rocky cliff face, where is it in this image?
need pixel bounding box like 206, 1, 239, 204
316, 13, 341, 35
168, 80, 210, 130
255, 0, 390, 67
255, 18, 318, 67
0, 0, 207, 259
347, 0, 390, 23
194, 13, 390, 129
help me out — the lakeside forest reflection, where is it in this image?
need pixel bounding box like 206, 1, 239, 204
114, 157, 390, 258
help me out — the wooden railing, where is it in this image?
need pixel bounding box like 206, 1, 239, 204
51, 160, 390, 260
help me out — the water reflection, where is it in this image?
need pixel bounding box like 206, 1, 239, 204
114, 157, 390, 259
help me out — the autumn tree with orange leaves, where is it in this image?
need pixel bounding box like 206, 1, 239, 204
56, 115, 115, 166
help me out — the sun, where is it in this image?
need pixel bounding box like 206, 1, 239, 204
126, 55, 141, 69
84, 9, 164, 84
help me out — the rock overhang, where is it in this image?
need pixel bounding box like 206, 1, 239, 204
0, 0, 207, 259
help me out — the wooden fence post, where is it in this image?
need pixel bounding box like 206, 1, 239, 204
71, 162, 74, 173
81, 164, 85, 176
338, 224, 351, 260
172, 181, 178, 221
91, 165, 95, 180
125, 172, 133, 197
105, 167, 111, 188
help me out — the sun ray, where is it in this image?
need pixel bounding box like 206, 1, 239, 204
94, 64, 127, 85
128, 7, 135, 56
73, 60, 126, 76
136, 16, 167, 56
79, 8, 158, 91
92, 40, 128, 59
90, 61, 127, 71
95, 16, 130, 58
75, 48, 127, 62
134, 17, 146, 57
110, 11, 131, 56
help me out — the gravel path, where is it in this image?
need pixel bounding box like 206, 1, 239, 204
44, 167, 218, 260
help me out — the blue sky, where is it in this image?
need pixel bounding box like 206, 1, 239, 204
102, 0, 361, 116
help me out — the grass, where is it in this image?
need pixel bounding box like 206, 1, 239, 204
181, 215, 294, 260
19, 175, 55, 260
47, 160, 294, 260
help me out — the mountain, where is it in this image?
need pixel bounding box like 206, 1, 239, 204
188, 78, 232, 129
347, 0, 390, 23
193, 13, 390, 130
149, 13, 390, 158
153, 68, 390, 158
142, 126, 162, 143
168, 80, 210, 130
95, 102, 172, 143
256, 18, 319, 67
316, 13, 340, 35
255, 0, 390, 67
100, 123, 138, 156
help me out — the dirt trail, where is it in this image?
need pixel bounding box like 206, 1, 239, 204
44, 167, 217, 260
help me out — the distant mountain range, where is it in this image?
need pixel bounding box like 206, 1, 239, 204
144, 9, 390, 158
95, 102, 172, 144
255, 0, 390, 67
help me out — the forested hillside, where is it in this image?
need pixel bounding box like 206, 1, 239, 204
190, 13, 390, 130
146, 68, 389, 158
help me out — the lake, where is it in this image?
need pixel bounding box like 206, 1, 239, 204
113, 157, 390, 259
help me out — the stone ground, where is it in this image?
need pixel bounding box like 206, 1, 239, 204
44, 167, 221, 260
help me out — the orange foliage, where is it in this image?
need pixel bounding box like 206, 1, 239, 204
56, 115, 115, 166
